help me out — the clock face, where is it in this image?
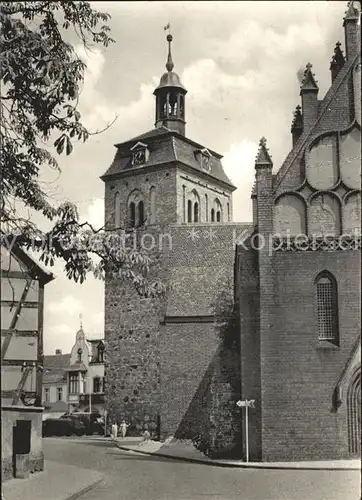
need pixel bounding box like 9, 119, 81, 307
202, 154, 211, 172
133, 149, 146, 166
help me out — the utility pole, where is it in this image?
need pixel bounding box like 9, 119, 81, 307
236, 399, 255, 463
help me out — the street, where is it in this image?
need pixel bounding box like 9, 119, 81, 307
43, 438, 360, 500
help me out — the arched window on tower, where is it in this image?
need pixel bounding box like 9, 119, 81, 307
315, 271, 339, 345
212, 199, 222, 223
138, 201, 144, 226
194, 202, 199, 222
179, 95, 184, 119
187, 200, 192, 223
129, 202, 136, 228
169, 92, 177, 116
127, 189, 144, 228
211, 208, 215, 222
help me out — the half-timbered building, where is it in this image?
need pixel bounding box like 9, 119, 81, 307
1, 243, 54, 480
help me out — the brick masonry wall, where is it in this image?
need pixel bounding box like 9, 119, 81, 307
237, 244, 262, 461
104, 219, 247, 447
261, 250, 361, 461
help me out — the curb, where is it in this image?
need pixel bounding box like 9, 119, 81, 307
115, 444, 361, 471
66, 477, 104, 500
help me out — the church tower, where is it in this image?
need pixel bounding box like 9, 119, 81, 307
101, 33, 242, 442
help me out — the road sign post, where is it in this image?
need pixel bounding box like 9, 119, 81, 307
236, 399, 255, 463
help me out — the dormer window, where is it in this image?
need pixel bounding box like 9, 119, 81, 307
130, 142, 149, 167
195, 148, 212, 173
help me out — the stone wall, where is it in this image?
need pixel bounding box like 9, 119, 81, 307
1, 406, 43, 481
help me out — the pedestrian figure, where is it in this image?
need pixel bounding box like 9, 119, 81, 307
143, 429, 151, 441
111, 421, 118, 439
119, 420, 129, 438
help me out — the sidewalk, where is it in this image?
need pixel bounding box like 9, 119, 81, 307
2, 460, 103, 500
114, 437, 361, 471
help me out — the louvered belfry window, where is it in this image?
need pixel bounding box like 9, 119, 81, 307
316, 273, 339, 343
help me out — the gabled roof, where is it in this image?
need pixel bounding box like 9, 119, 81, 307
1, 242, 55, 285
43, 353, 70, 383
274, 52, 360, 190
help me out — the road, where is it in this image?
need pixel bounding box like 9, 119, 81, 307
43, 438, 360, 500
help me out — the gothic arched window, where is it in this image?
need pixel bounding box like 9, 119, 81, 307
212, 199, 222, 223
187, 200, 192, 223
194, 202, 199, 222
347, 368, 361, 455
211, 208, 215, 222
129, 202, 136, 228
138, 201, 144, 226
315, 271, 339, 344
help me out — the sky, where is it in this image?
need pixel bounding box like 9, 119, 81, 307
40, 0, 349, 354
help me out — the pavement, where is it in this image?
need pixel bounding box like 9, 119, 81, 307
1, 459, 103, 500
1, 437, 360, 500
114, 436, 362, 471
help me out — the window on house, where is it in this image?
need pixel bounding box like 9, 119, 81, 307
316, 272, 339, 344
77, 348, 82, 363
187, 200, 192, 223
98, 345, 104, 363
44, 388, 50, 402
211, 209, 215, 222
69, 374, 79, 394
93, 377, 102, 393
57, 387, 63, 402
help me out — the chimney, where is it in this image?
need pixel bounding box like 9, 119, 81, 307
300, 63, 319, 133
291, 105, 303, 146
330, 42, 346, 82
55, 349, 62, 355
343, 2, 360, 61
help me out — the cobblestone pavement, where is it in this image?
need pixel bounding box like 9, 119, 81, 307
43, 438, 361, 500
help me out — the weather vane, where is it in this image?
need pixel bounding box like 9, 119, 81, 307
164, 22, 171, 34
79, 312, 83, 329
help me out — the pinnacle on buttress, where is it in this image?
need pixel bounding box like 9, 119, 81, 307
300, 63, 319, 92
330, 41, 346, 72
291, 105, 303, 131
344, 0, 360, 23
255, 137, 273, 167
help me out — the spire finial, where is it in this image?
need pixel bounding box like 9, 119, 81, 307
79, 312, 83, 330
255, 137, 273, 166
164, 23, 174, 72
300, 62, 319, 92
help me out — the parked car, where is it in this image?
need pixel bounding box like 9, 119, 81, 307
62, 412, 104, 436
42, 417, 86, 437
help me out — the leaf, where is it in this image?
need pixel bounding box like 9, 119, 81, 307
65, 136, 73, 155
